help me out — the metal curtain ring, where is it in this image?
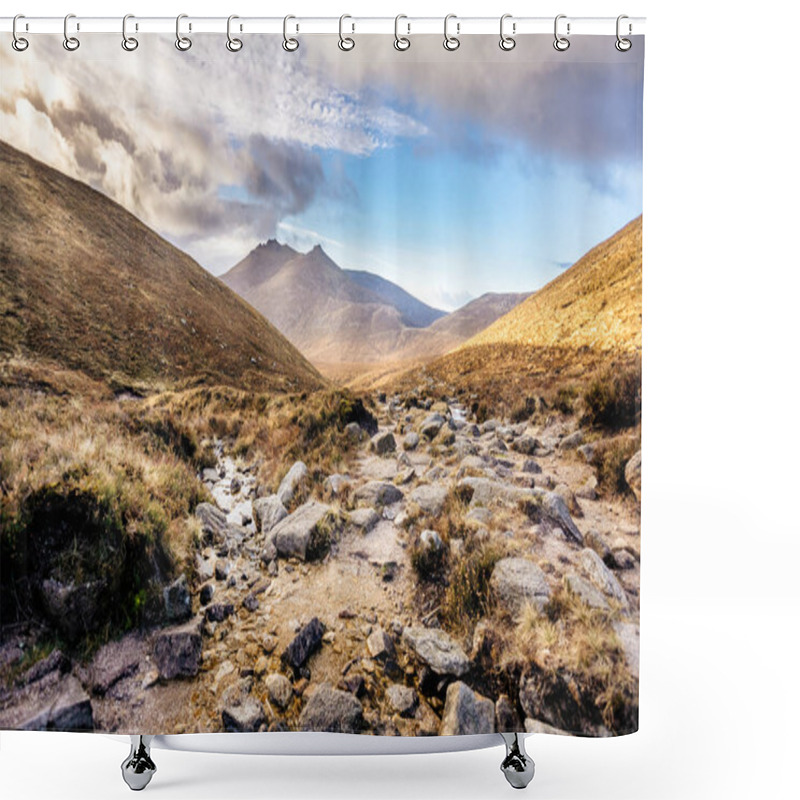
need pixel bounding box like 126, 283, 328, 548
175, 14, 192, 51
394, 14, 410, 51
338, 14, 355, 51
499, 13, 515, 51
12, 14, 29, 51
443, 14, 460, 51
122, 14, 138, 51
283, 15, 299, 51
227, 14, 243, 51
63, 13, 80, 51
616, 14, 632, 51
553, 14, 570, 51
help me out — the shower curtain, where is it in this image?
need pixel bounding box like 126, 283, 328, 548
0, 28, 643, 738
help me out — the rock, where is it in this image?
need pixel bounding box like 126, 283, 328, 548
282, 617, 325, 670
521, 459, 542, 474
524, 718, 571, 735
402, 627, 470, 677
271, 501, 339, 561
163, 575, 191, 623
323, 474, 350, 497
495, 694, 520, 732
482, 419, 500, 432
409, 485, 449, 516
222, 697, 269, 732
299, 683, 364, 733
353, 481, 403, 508
39, 578, 103, 643
265, 673, 294, 709
565, 573, 610, 610
440, 681, 495, 735
519, 666, 583, 733
252, 495, 288, 534
88, 636, 143, 696
277, 461, 308, 507
199, 583, 215, 606
242, 594, 259, 612
585, 530, 616, 568
348, 507, 380, 533
560, 430, 584, 450
577, 443, 596, 463
420, 413, 445, 439
215, 561, 231, 581
612, 622, 640, 678
525, 490, 584, 545
341, 673, 366, 697
579, 549, 629, 610
419, 529, 444, 552
367, 628, 396, 661
575, 476, 598, 500
394, 467, 415, 485
195, 502, 229, 545
153, 618, 202, 680
386, 684, 418, 717
370, 431, 397, 455
465, 507, 493, 527
403, 432, 420, 451
202, 467, 220, 483
613, 549, 637, 570
20, 676, 94, 731
344, 422, 363, 441
625, 450, 642, 501
435, 428, 456, 446
554, 483, 582, 517
229, 476, 242, 495
19, 650, 70, 686
490, 558, 551, 616
511, 435, 539, 455
205, 603, 235, 623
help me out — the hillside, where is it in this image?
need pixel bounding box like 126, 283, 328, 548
0, 141, 322, 393
466, 217, 642, 352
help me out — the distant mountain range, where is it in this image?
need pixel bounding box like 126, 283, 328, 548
221, 242, 529, 373
0, 141, 322, 393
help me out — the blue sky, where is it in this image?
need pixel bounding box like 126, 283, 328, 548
0, 34, 643, 311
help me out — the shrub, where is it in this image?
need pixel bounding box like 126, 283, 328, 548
552, 386, 578, 415
593, 437, 639, 496
582, 365, 641, 429
443, 541, 503, 632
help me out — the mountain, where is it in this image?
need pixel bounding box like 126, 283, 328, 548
0, 140, 322, 393
465, 217, 642, 353
343, 269, 446, 328
221, 242, 529, 376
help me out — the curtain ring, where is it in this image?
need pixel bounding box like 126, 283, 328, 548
338, 14, 355, 51
175, 14, 192, 51
499, 13, 515, 51
122, 14, 138, 51
226, 14, 243, 51
615, 14, 632, 51
63, 13, 80, 51
553, 14, 570, 51
394, 14, 410, 51
283, 15, 299, 51
443, 14, 460, 51
12, 14, 29, 51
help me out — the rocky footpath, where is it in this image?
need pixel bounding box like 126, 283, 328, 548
0, 389, 640, 736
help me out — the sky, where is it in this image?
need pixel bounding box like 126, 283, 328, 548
0, 33, 643, 311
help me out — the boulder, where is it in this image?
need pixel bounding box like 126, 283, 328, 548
153, 618, 202, 680
408, 484, 449, 516
222, 697, 269, 732
353, 481, 403, 508
420, 413, 445, 440
420, 529, 443, 551
20, 676, 94, 732
625, 450, 642, 501
366, 628, 396, 661
577, 443, 596, 463
323, 473, 351, 497
348, 507, 380, 533
299, 683, 363, 733
163, 575, 192, 622
511, 435, 540, 455
575, 476, 598, 501
521, 459, 542, 474
370, 431, 397, 456
20, 650, 70, 686
613, 549, 637, 570
526, 490, 584, 545
559, 430, 584, 450
271, 501, 338, 561
490, 558, 551, 616
439, 681, 495, 735
195, 502, 229, 545
403, 432, 420, 451
386, 684, 418, 717
612, 622, 640, 678
402, 627, 470, 677
265, 673, 294, 709
344, 422, 363, 441
252, 495, 288, 534
579, 549, 629, 610
88, 635, 143, 696
277, 461, 308, 507
564, 573, 609, 610
282, 617, 325, 670
519, 666, 583, 733
199, 583, 215, 606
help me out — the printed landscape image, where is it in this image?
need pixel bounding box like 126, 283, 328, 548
0, 35, 643, 737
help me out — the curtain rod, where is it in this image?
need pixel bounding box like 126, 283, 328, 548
0, 16, 646, 37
